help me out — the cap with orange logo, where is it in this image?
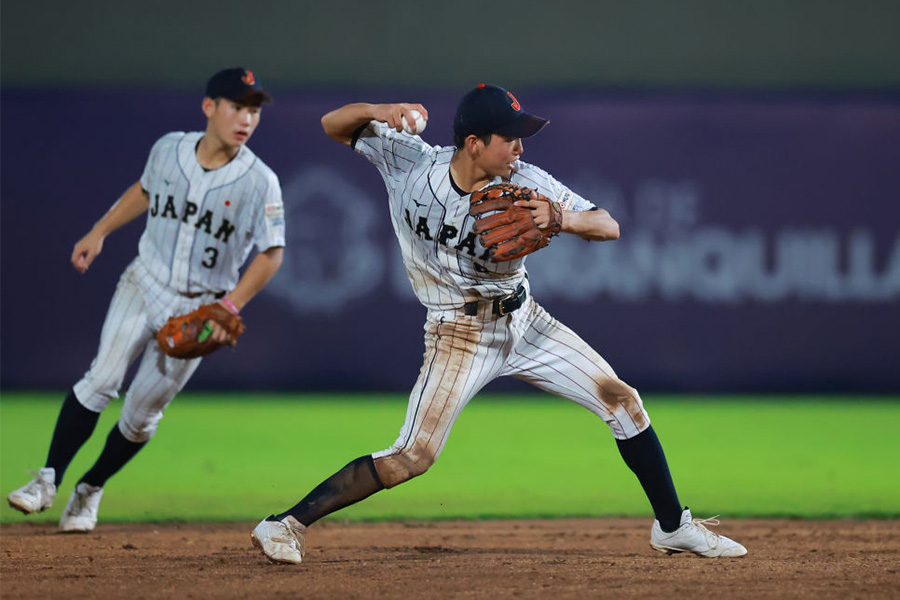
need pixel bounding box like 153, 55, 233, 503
205, 67, 273, 105
453, 84, 548, 139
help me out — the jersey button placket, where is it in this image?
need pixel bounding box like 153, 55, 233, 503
170, 181, 209, 290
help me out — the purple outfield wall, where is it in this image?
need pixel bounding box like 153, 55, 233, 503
1, 89, 898, 393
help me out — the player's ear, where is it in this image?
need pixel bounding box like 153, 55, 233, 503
201, 97, 217, 118
466, 134, 482, 155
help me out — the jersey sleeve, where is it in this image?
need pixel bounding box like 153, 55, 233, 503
512, 162, 596, 212
250, 170, 286, 251
351, 121, 434, 190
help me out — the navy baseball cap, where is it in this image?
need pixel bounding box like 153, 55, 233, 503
205, 67, 273, 104
453, 84, 548, 139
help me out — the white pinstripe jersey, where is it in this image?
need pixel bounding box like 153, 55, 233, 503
353, 122, 595, 310
138, 131, 285, 294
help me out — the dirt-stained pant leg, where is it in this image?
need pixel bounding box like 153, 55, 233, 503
501, 299, 650, 440
373, 311, 510, 488
73, 263, 154, 413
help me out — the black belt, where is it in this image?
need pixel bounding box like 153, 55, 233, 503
180, 290, 226, 299
464, 283, 527, 317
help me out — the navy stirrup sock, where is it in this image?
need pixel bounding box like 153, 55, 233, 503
616, 426, 683, 533
45, 389, 101, 486
80, 423, 147, 488
274, 455, 385, 527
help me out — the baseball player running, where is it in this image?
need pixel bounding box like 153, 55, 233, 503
251, 84, 746, 563
7, 68, 286, 532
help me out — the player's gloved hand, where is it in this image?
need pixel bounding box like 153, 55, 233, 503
206, 300, 241, 346
469, 183, 563, 261
156, 300, 245, 359
513, 196, 564, 233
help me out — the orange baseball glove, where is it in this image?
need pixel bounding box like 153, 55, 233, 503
469, 183, 562, 261
156, 302, 245, 359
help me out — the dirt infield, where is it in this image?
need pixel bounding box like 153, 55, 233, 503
1, 518, 897, 599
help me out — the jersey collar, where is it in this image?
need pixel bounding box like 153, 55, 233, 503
178, 132, 256, 185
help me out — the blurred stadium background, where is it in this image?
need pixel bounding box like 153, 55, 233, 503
2, 0, 898, 396
2, 0, 899, 526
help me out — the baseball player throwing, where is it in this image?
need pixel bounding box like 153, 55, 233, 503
251, 84, 746, 563
7, 68, 286, 532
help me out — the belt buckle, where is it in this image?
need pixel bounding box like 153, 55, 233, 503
494, 290, 518, 316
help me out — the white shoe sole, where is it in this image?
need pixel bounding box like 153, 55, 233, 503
651, 541, 747, 558
7, 497, 48, 515
650, 542, 684, 555
59, 521, 96, 533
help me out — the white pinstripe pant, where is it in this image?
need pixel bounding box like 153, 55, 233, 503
73, 258, 211, 442
372, 292, 651, 487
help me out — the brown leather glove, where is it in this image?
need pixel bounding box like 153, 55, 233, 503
157, 302, 245, 359
469, 183, 562, 261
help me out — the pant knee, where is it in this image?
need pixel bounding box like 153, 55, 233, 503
373, 441, 437, 488
72, 379, 118, 413
598, 380, 650, 439
117, 412, 162, 443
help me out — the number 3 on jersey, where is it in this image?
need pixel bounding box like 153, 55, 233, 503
202, 247, 218, 269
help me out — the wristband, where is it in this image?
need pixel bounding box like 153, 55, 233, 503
221, 297, 240, 314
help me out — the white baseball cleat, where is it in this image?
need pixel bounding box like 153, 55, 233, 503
251, 515, 307, 564
59, 482, 104, 532
650, 507, 747, 558
7, 468, 57, 514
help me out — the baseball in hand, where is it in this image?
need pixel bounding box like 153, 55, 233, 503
401, 110, 427, 135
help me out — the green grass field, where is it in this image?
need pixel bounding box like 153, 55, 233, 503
2, 393, 898, 523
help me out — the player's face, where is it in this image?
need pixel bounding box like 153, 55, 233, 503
206, 99, 262, 148
479, 134, 524, 179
